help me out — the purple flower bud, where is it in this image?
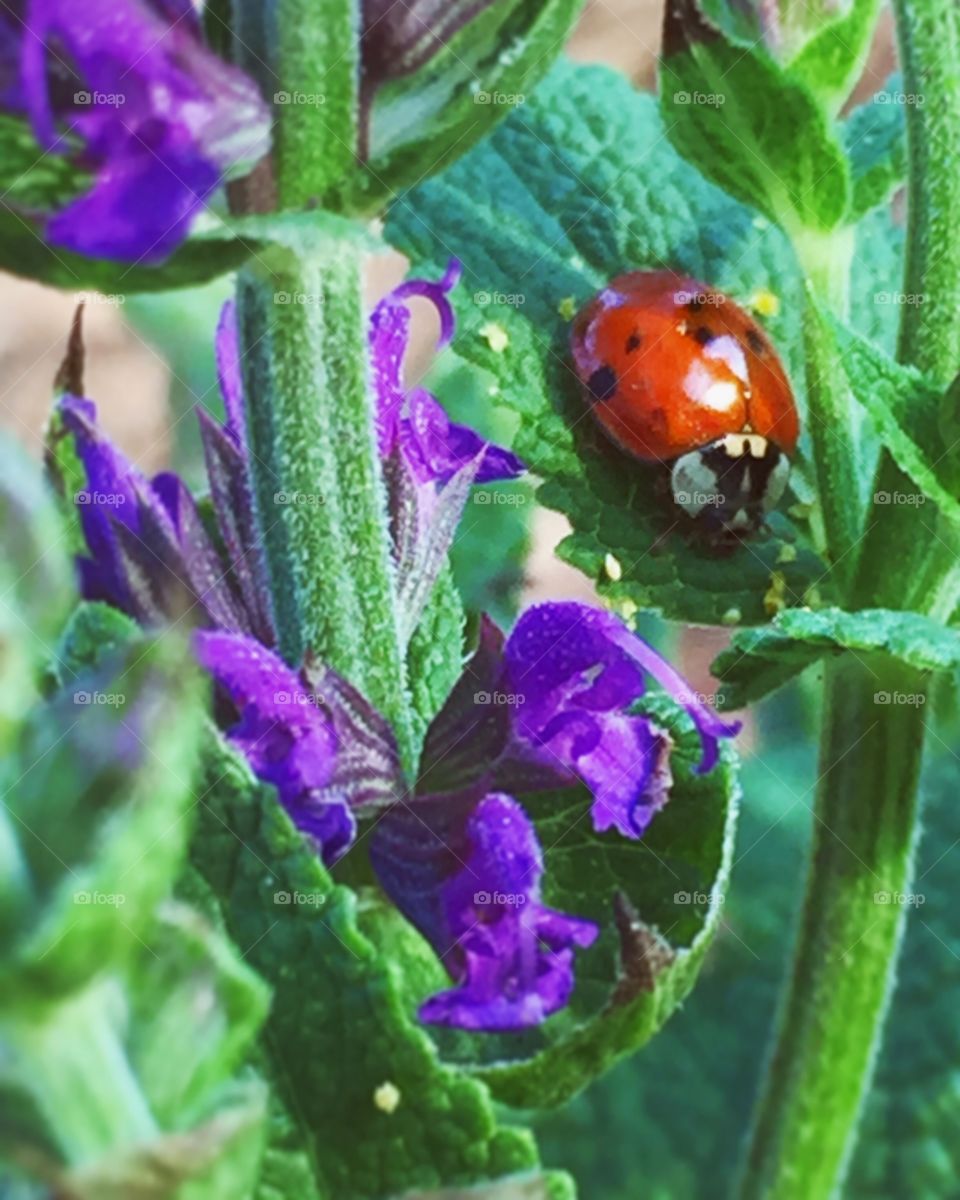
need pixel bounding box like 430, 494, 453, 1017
5, 0, 271, 262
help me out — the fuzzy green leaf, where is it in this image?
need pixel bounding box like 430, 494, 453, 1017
829, 319, 960, 520
844, 79, 908, 220
345, 0, 584, 213
659, 0, 851, 233
0, 615, 203, 1002
712, 605, 960, 709
190, 733, 559, 1200
787, 0, 882, 116
453, 692, 739, 1110
385, 59, 825, 627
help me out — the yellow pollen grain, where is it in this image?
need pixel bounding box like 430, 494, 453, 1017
776, 543, 798, 564
603, 553, 623, 582
721, 607, 742, 627
373, 1082, 401, 1114
748, 288, 781, 318
558, 296, 576, 320
764, 571, 788, 617
479, 322, 509, 353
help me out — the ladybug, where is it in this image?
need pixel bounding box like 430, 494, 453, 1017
571, 270, 799, 536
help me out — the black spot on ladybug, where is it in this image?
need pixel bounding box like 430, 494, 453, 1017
746, 328, 766, 355
691, 325, 716, 345
686, 296, 706, 313
625, 332, 642, 353
587, 365, 618, 403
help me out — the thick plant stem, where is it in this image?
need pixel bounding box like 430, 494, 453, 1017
737, 658, 926, 1200
792, 227, 860, 594
237, 244, 415, 768
739, 1, 960, 1195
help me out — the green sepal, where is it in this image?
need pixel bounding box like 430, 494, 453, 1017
712, 605, 960, 709
385, 60, 826, 627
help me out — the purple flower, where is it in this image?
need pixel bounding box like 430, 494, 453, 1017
194, 631, 402, 865
372, 601, 740, 1032
59, 302, 275, 642
4, 0, 270, 262
418, 794, 598, 1031
370, 260, 524, 487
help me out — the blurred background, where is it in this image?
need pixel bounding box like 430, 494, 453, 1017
3, 4, 956, 1198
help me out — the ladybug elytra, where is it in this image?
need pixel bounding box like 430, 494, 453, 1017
571, 270, 799, 535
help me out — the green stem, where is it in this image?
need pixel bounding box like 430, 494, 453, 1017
792, 227, 860, 593
237, 245, 416, 769
738, 657, 926, 1200
7, 980, 156, 1163
739, 1, 960, 1194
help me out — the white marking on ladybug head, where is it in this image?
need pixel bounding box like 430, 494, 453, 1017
670, 434, 791, 531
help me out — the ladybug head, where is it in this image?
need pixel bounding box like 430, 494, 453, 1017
669, 433, 790, 535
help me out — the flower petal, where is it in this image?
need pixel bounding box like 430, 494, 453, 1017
371, 792, 597, 1032
194, 631, 354, 863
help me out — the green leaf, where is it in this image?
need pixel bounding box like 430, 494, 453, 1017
712, 605, 960, 709
0, 621, 203, 1002
0, 176, 379, 293
659, 0, 851, 233
385, 59, 825, 627
829, 319, 960, 520
344, 0, 584, 213
844, 78, 908, 220
454, 691, 739, 1109
0, 435, 74, 737
787, 0, 882, 116
190, 733, 558, 1200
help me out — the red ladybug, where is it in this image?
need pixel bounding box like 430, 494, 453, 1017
571, 270, 799, 535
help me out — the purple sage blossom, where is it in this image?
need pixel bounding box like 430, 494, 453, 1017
370, 259, 524, 487
371, 601, 740, 1031
3, 0, 271, 262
